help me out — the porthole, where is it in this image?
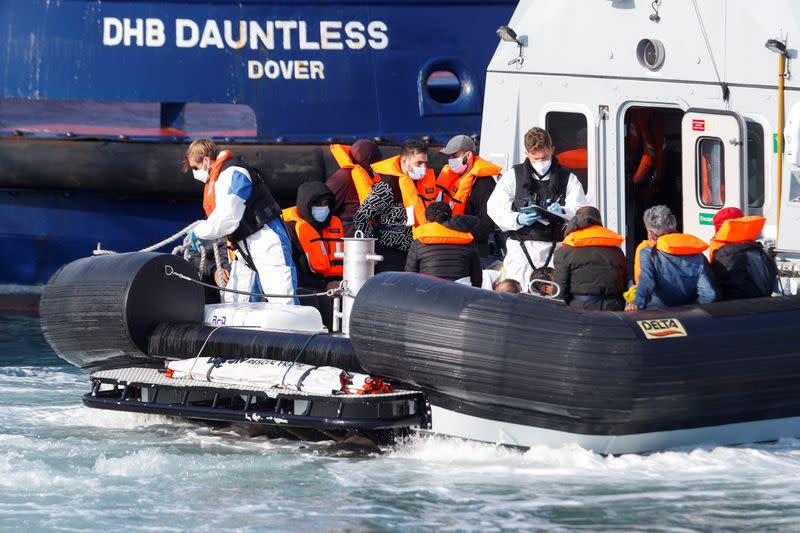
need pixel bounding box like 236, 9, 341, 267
636, 38, 665, 71
426, 70, 461, 104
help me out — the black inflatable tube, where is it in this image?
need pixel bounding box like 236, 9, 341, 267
147, 323, 362, 373
349, 272, 800, 436
40, 253, 205, 370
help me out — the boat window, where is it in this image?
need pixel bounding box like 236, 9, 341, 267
426, 70, 461, 104
746, 121, 765, 208
790, 170, 800, 204
545, 111, 588, 194
697, 138, 725, 208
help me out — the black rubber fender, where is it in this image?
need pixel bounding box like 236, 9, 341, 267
40, 252, 204, 370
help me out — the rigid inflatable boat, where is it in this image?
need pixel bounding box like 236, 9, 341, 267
40, 248, 800, 453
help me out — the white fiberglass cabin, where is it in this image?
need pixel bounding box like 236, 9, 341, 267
481, 0, 800, 287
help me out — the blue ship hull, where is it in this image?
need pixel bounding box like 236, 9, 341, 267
0, 0, 515, 284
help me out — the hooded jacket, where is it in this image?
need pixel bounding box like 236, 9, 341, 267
325, 140, 383, 237
284, 181, 343, 286
553, 207, 626, 311
405, 215, 483, 287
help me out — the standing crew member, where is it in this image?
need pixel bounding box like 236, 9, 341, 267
353, 139, 434, 271
487, 127, 590, 289
436, 134, 502, 256
326, 140, 383, 237
184, 139, 297, 304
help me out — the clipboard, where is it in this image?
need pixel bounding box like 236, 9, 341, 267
519, 204, 571, 224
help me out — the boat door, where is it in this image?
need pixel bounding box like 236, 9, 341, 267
681, 110, 745, 241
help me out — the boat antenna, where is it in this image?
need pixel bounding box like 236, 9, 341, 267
690, 0, 729, 101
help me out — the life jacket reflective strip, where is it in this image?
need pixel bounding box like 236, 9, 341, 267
709, 216, 766, 262
655, 233, 709, 255
556, 148, 588, 170
281, 206, 301, 223
202, 150, 234, 216
294, 217, 344, 278
412, 222, 475, 245
371, 156, 433, 226
633, 239, 656, 284
562, 226, 624, 248
330, 144, 379, 204
436, 157, 502, 216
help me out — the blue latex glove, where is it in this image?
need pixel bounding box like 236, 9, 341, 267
187, 230, 206, 253
547, 202, 565, 214
517, 212, 542, 226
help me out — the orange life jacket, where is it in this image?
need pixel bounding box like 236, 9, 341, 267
656, 233, 709, 255
555, 148, 588, 170
412, 222, 474, 245
281, 206, 301, 223
708, 216, 766, 262
329, 144, 379, 204
436, 157, 502, 216
282, 206, 343, 278
627, 110, 665, 201
203, 150, 234, 216
633, 239, 656, 284
633, 234, 708, 283
562, 226, 624, 248
370, 156, 434, 226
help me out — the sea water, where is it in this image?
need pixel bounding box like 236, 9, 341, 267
1, 315, 799, 531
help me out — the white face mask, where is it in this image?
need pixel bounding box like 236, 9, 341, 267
532, 159, 552, 177
448, 155, 468, 174
409, 166, 427, 181
192, 160, 210, 183
311, 206, 330, 223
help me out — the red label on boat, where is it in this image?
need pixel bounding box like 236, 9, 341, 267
637, 318, 687, 339
692, 119, 705, 131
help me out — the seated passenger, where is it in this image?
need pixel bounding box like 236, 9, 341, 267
553, 206, 626, 310
326, 140, 383, 237
626, 205, 717, 311
529, 266, 555, 296
709, 207, 778, 299
494, 279, 522, 294
282, 181, 343, 290
405, 202, 482, 287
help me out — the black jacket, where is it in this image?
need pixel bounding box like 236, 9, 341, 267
710, 241, 778, 300
463, 177, 497, 256
405, 216, 483, 287
553, 245, 626, 310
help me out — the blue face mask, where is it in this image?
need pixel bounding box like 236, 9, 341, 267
311, 206, 330, 223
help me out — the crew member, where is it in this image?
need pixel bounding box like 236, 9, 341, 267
184, 139, 297, 304
626, 205, 717, 311
405, 201, 482, 287
353, 139, 435, 271
709, 207, 778, 299
554, 206, 626, 310
487, 127, 590, 290
326, 140, 383, 237
436, 134, 502, 256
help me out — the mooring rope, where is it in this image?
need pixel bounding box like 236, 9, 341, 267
94, 220, 204, 256
163, 265, 350, 299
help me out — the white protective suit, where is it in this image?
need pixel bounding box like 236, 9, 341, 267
487, 164, 589, 291
194, 157, 297, 304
